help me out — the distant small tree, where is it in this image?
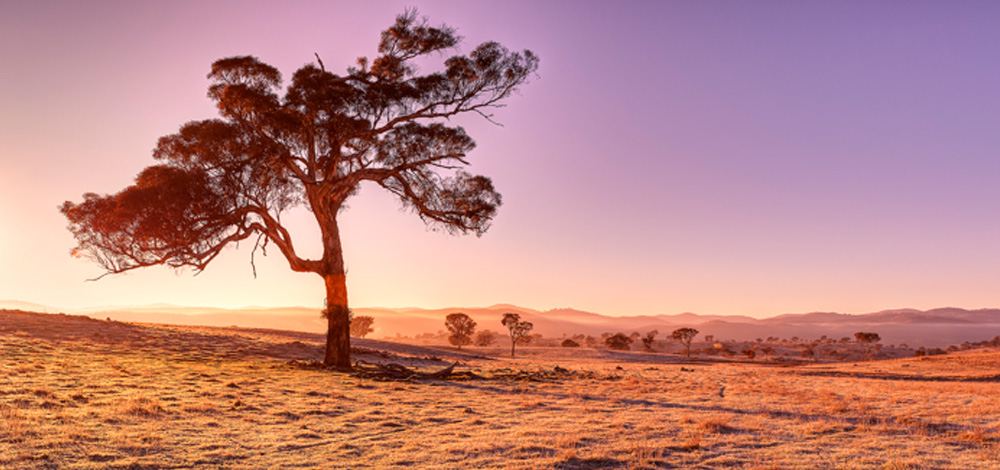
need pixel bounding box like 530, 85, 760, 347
854, 332, 881, 359
445, 313, 476, 350
801, 343, 817, 362
474, 330, 496, 347
670, 328, 699, 358
605, 333, 633, 351
501, 313, 533, 357
758, 346, 773, 361
561, 338, 580, 348
641, 330, 658, 352
584, 335, 599, 348
349, 314, 375, 338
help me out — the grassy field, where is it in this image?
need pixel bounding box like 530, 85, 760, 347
2, 310, 999, 469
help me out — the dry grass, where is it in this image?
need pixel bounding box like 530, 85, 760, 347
2, 309, 999, 469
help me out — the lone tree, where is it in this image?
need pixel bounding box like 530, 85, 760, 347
445, 313, 477, 350
59, 11, 538, 369
641, 329, 658, 352
670, 327, 699, 358
854, 332, 881, 359
501, 313, 533, 357
349, 314, 375, 338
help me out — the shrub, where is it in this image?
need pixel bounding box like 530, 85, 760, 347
349, 315, 375, 338
605, 333, 633, 351
561, 338, 580, 348
474, 330, 496, 347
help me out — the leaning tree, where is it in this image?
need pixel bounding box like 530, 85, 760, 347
60, 11, 538, 369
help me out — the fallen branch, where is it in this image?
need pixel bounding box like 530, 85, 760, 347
351, 360, 480, 381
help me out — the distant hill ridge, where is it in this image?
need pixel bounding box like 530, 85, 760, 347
2, 300, 999, 347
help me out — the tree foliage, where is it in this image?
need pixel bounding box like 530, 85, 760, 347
854, 332, 881, 359
445, 312, 477, 349
605, 333, 633, 351
501, 313, 533, 357
60, 10, 538, 369
854, 332, 881, 344
474, 330, 496, 347
670, 328, 699, 358
561, 338, 580, 348
349, 315, 375, 338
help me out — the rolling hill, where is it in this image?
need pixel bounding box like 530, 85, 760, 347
3, 300, 1000, 347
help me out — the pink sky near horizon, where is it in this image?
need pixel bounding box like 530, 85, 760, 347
4, 1, 1000, 318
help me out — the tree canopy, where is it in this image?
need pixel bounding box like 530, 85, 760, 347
670, 327, 699, 358
501, 313, 533, 357
61, 10, 538, 369
350, 315, 376, 338
445, 313, 477, 349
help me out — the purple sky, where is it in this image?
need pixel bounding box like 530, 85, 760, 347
3, 1, 1000, 317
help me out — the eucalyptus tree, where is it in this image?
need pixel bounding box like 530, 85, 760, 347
61, 11, 538, 369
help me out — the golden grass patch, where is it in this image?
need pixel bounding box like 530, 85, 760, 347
2, 310, 1000, 469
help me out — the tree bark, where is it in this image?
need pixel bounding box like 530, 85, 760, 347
323, 273, 351, 369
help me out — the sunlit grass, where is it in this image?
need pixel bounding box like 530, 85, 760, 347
1, 309, 999, 469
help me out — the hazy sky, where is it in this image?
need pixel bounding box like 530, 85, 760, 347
4, 1, 1000, 317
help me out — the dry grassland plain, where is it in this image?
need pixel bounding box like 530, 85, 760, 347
2, 310, 999, 469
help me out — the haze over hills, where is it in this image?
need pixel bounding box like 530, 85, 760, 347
2, 300, 999, 348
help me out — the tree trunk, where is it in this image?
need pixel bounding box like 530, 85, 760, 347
309, 190, 351, 370
323, 273, 351, 369
510, 339, 515, 357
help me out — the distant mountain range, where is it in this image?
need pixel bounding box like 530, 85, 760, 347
2, 300, 999, 348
